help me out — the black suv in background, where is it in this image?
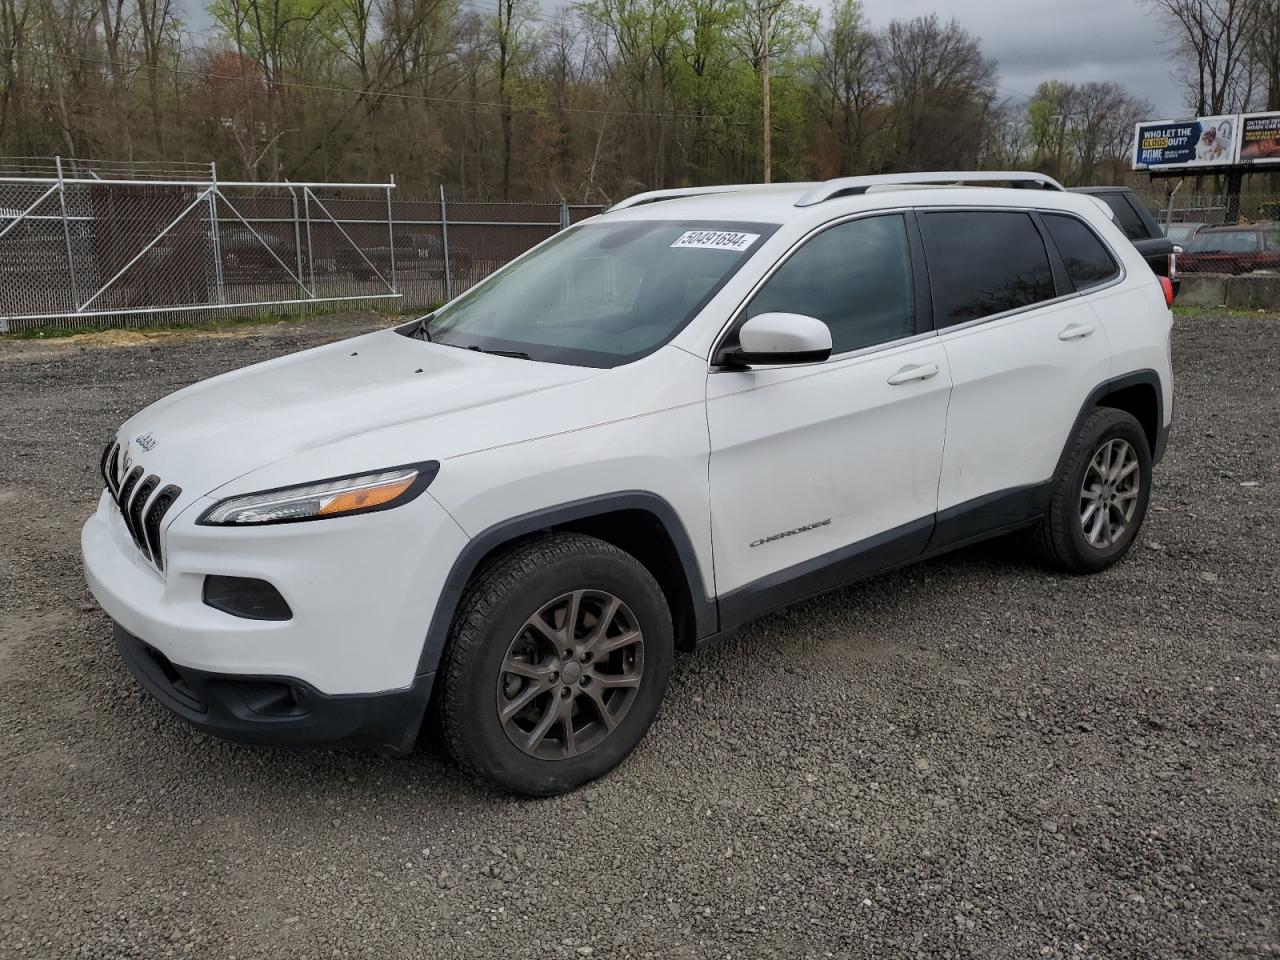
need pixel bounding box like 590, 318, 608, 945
1070, 186, 1177, 288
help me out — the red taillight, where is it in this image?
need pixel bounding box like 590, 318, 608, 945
1159, 275, 1175, 307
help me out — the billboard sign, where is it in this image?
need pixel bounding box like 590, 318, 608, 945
1132, 115, 1237, 170
1239, 112, 1280, 165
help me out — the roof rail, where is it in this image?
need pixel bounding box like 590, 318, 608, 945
794, 171, 1065, 207
608, 183, 801, 212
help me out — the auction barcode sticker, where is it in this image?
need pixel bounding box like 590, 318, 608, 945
670, 230, 760, 252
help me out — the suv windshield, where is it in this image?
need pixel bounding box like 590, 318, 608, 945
420, 220, 776, 367
1186, 231, 1261, 254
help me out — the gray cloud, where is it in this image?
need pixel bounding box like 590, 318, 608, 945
857, 0, 1184, 116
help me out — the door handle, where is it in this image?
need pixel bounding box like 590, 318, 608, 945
886, 362, 940, 385
1058, 322, 1096, 341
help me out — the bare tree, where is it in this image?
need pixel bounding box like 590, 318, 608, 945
136, 0, 174, 152
1148, 0, 1263, 113
805, 0, 882, 176
980, 99, 1030, 169
1071, 81, 1151, 182
0, 0, 32, 145
1252, 0, 1280, 109
880, 14, 996, 171
492, 0, 527, 199
0, 0, 1164, 199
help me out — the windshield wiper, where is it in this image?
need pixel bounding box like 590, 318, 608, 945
414, 314, 434, 341
466, 345, 531, 360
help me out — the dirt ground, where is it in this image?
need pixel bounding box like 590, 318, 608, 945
0, 311, 1277, 959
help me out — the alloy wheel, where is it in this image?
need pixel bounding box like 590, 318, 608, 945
496, 590, 645, 760
1079, 437, 1141, 548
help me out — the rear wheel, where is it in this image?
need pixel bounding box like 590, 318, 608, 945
1035, 407, 1152, 573
436, 533, 673, 795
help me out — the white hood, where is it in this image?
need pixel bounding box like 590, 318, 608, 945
112, 328, 597, 496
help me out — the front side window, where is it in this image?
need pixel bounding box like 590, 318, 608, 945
922, 211, 1057, 327
1043, 213, 1121, 290
423, 220, 776, 367
745, 214, 915, 354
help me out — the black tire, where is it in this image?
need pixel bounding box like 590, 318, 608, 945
436, 533, 673, 796
1035, 407, 1153, 574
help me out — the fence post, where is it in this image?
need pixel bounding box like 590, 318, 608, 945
287, 181, 304, 291
302, 187, 316, 296
559, 199, 569, 231
1223, 170, 1243, 224
208, 161, 225, 304
386, 175, 398, 294
439, 184, 453, 301
55, 156, 80, 310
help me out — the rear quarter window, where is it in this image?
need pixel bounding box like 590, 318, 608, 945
1043, 214, 1121, 290
1098, 194, 1150, 241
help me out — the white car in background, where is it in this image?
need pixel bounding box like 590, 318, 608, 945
83, 171, 1174, 795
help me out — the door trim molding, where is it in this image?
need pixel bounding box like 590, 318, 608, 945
716, 515, 935, 634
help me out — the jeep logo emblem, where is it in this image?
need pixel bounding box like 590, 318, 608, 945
136, 433, 157, 452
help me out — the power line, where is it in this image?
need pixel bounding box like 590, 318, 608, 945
997, 85, 1036, 102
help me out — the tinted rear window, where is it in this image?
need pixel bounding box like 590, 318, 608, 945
1043, 214, 1121, 290
1098, 194, 1149, 241
922, 211, 1057, 327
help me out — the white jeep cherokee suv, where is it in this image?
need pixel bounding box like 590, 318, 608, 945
83, 172, 1174, 795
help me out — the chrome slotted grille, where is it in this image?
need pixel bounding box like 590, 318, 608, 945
100, 441, 182, 572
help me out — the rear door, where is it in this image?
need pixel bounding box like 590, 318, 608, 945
706, 212, 951, 626
920, 208, 1113, 544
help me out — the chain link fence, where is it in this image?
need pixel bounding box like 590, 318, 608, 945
0, 160, 605, 333
1132, 189, 1280, 309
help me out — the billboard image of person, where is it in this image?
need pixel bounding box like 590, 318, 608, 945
1239, 113, 1280, 164
1133, 115, 1237, 170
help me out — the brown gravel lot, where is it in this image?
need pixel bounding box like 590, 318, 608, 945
0, 311, 1277, 959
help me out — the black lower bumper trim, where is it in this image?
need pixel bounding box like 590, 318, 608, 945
113, 622, 432, 755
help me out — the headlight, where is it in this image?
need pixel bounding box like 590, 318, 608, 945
198, 462, 438, 526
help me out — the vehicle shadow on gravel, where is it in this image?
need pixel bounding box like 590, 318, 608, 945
84, 531, 1037, 803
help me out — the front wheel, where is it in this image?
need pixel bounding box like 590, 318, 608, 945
1035, 407, 1153, 574
436, 533, 673, 795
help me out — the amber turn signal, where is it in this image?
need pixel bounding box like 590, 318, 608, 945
317, 475, 416, 516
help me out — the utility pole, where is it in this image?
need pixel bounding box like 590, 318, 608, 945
761, 0, 771, 183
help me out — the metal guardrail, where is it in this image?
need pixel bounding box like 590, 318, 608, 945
0, 159, 606, 333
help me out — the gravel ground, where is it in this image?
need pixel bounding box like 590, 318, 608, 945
0, 312, 1277, 959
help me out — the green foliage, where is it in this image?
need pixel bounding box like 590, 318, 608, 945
0, 0, 1150, 198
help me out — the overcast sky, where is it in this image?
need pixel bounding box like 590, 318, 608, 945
858, 0, 1180, 116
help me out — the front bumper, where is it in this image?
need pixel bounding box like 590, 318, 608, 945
82, 487, 468, 695
114, 622, 431, 754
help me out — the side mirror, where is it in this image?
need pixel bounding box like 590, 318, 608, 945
720, 312, 832, 367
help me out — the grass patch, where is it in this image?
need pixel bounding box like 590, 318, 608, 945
1174, 303, 1280, 320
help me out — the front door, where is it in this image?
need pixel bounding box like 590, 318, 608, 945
706, 213, 951, 629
